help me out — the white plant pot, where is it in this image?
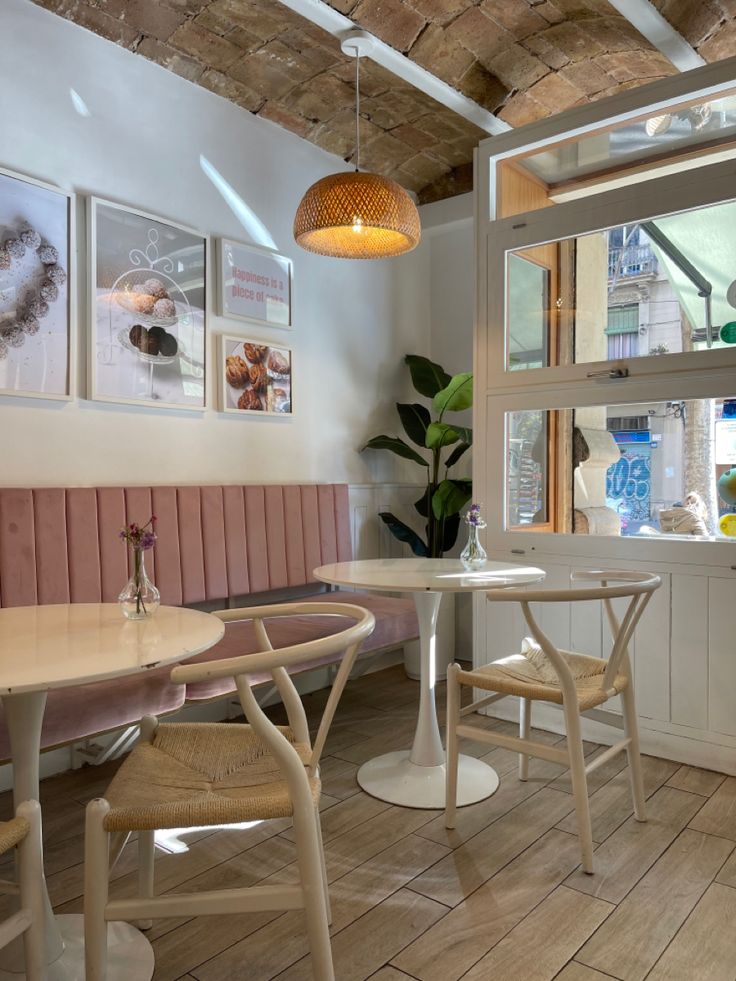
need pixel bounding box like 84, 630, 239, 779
403, 591, 456, 681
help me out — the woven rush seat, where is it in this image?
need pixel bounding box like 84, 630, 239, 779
457, 652, 629, 712
102, 722, 319, 832
0, 816, 30, 855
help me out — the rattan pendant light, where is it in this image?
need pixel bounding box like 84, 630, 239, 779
293, 32, 421, 260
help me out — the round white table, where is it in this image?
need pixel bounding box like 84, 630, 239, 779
0, 603, 224, 981
314, 559, 545, 809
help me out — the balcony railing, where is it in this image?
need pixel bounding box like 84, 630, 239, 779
608, 244, 657, 280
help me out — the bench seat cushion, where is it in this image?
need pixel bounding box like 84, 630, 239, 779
0, 666, 185, 763
183, 592, 419, 702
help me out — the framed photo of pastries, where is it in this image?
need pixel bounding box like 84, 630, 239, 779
88, 197, 207, 410
0, 166, 76, 400
217, 239, 292, 329
218, 334, 292, 415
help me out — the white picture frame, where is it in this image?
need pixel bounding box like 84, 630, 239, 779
217, 238, 292, 329
88, 196, 208, 411
218, 333, 293, 416
0, 165, 76, 401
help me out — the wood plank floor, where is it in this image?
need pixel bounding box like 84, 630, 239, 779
7, 664, 736, 980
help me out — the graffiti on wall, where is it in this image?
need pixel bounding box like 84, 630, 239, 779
606, 450, 652, 524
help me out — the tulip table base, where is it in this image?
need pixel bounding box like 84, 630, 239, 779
362, 588, 502, 809
357, 750, 499, 809
0, 916, 154, 980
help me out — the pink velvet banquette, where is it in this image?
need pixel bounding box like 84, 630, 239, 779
0, 484, 418, 760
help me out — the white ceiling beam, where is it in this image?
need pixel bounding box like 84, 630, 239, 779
276, 0, 510, 135
606, 0, 706, 71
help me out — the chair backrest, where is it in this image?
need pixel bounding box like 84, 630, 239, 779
171, 602, 375, 787
485, 571, 661, 698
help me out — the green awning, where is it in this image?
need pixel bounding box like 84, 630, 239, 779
646, 201, 736, 349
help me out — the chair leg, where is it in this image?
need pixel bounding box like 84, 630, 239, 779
136, 831, 155, 930
16, 801, 45, 981
519, 697, 531, 781
85, 799, 111, 981
563, 700, 594, 874
293, 801, 334, 981
621, 684, 646, 822
444, 663, 461, 829
315, 807, 331, 926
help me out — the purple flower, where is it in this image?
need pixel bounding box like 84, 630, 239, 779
119, 515, 157, 550
465, 503, 486, 528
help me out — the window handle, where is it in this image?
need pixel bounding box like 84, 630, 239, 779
586, 367, 629, 379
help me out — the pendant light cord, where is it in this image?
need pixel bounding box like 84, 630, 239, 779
355, 50, 360, 173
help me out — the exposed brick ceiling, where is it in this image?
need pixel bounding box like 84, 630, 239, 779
31, 0, 736, 203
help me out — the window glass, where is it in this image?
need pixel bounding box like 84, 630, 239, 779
506, 398, 736, 540
513, 94, 736, 187
507, 255, 550, 371
507, 410, 549, 527
505, 198, 736, 371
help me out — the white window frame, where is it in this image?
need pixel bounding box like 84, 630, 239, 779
474, 60, 736, 571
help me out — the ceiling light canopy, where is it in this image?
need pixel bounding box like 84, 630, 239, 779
293, 31, 421, 261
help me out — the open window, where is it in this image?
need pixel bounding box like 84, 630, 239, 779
504, 197, 736, 375
505, 398, 736, 541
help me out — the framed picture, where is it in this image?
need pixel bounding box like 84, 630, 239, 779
88, 197, 207, 410
0, 166, 75, 400
217, 239, 292, 329
218, 334, 292, 415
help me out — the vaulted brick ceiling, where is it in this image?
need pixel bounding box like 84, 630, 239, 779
32, 0, 736, 203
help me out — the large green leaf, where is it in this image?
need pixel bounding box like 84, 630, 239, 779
405, 354, 451, 399
378, 512, 429, 557
397, 402, 431, 448
432, 478, 473, 520
413, 486, 430, 518
425, 422, 461, 450
441, 512, 461, 554
445, 441, 471, 470
432, 372, 473, 416
449, 425, 472, 445
362, 435, 428, 468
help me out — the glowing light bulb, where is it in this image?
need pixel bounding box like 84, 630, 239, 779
352, 215, 364, 234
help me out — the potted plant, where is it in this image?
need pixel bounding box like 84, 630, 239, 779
362, 354, 473, 677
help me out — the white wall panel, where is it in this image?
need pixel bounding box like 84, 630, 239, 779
670, 575, 709, 729
709, 577, 736, 736
633, 572, 670, 722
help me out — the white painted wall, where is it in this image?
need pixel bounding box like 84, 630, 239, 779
0, 0, 427, 488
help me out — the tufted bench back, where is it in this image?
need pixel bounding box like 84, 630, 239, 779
0, 484, 352, 608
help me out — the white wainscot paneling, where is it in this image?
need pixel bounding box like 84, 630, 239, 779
347, 483, 424, 560
709, 577, 736, 737
671, 575, 709, 730
629, 572, 670, 723
475, 557, 736, 774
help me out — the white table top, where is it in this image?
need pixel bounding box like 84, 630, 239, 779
314, 558, 545, 593
0, 604, 224, 695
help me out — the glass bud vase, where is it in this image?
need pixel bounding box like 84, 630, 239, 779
118, 547, 160, 620
461, 523, 488, 570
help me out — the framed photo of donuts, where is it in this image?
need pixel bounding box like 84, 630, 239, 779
218, 334, 292, 416
0, 166, 75, 400
217, 239, 292, 329
88, 197, 208, 410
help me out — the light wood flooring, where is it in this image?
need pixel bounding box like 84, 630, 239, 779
7, 664, 736, 980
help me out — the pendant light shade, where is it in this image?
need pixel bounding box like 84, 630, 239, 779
293, 30, 421, 260
294, 171, 421, 259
